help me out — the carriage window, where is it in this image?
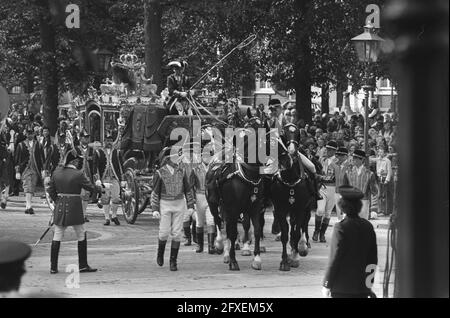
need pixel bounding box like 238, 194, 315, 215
89, 112, 101, 142
80, 111, 86, 133
104, 112, 119, 141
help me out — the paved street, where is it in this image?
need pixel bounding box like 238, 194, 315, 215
0, 193, 394, 298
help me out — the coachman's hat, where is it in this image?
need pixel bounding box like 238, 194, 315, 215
325, 140, 338, 150
64, 147, 83, 165
338, 185, 364, 201
352, 149, 366, 159
336, 147, 348, 156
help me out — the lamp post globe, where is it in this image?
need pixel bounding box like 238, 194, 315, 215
351, 23, 384, 154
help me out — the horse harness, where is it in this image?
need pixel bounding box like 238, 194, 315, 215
276, 151, 307, 205
221, 162, 262, 203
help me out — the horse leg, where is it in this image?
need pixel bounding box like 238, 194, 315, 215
227, 216, 239, 271
241, 214, 252, 256
222, 228, 231, 264
250, 209, 262, 270
299, 218, 309, 257
289, 218, 302, 268
259, 209, 266, 253
279, 214, 290, 271
303, 210, 312, 249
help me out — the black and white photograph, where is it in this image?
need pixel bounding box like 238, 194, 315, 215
0, 0, 448, 302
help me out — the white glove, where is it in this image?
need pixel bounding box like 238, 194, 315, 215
120, 181, 127, 188
15, 172, 21, 180
95, 180, 102, 187
188, 208, 195, 215
321, 287, 331, 298
152, 211, 160, 219
104, 183, 111, 189
180, 92, 187, 98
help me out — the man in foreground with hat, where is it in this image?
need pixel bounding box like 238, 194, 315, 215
47, 148, 103, 274
0, 240, 31, 297
322, 185, 378, 298
343, 150, 378, 220
313, 140, 339, 243
14, 126, 44, 215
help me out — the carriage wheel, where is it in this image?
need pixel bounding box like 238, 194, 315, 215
121, 169, 139, 224
138, 197, 149, 214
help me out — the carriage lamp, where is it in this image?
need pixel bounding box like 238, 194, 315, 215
95, 48, 113, 73
351, 23, 384, 155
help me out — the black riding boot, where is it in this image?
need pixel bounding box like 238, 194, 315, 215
183, 222, 191, 246
50, 240, 60, 274
195, 228, 204, 253
78, 233, 97, 273
157, 239, 167, 266
192, 220, 197, 244
312, 215, 322, 242
170, 241, 180, 271
319, 217, 330, 243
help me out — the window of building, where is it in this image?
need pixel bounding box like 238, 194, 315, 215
380, 78, 391, 88
11, 86, 22, 94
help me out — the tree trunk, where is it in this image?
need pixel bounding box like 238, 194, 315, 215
39, 2, 58, 135
294, 0, 313, 124
144, 0, 163, 94
321, 84, 329, 114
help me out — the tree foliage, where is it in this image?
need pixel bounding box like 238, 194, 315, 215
1, 0, 393, 124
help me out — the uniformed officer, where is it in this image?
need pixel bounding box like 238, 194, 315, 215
0, 241, 31, 297
14, 126, 44, 214
151, 146, 195, 271
47, 148, 102, 274
93, 135, 124, 226
313, 140, 339, 243
77, 129, 95, 222
322, 185, 378, 298
343, 150, 378, 220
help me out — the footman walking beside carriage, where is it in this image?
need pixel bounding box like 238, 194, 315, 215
93, 136, 124, 226
151, 147, 195, 271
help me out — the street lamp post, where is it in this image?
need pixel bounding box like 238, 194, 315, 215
351, 24, 384, 154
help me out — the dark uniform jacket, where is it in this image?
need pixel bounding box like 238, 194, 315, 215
77, 144, 95, 182
41, 138, 60, 174
14, 140, 44, 175
93, 147, 123, 182
166, 73, 189, 115
323, 216, 378, 296
48, 166, 101, 227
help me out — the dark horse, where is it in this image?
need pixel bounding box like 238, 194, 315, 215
270, 124, 315, 271
206, 114, 271, 270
